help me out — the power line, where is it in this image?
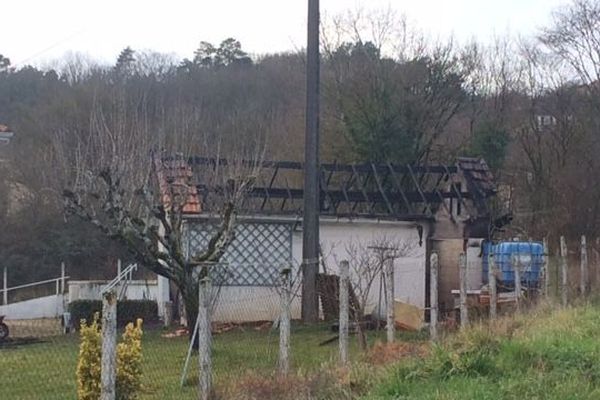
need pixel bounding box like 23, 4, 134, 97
14, 28, 88, 67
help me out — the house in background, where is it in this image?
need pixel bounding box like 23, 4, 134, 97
0, 124, 14, 146
154, 156, 506, 324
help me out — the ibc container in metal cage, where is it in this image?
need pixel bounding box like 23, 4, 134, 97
482, 241, 544, 289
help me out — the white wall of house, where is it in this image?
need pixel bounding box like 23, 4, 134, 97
212, 218, 428, 322
466, 239, 484, 290
304, 219, 428, 315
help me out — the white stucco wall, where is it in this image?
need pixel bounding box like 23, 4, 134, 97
0, 295, 65, 320
213, 218, 428, 322
466, 239, 484, 290
68, 280, 158, 303
303, 219, 428, 315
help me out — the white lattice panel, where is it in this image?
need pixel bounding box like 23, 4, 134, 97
186, 222, 292, 286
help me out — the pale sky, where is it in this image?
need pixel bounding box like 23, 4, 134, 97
3, 0, 571, 66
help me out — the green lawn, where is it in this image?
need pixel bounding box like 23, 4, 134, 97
369, 305, 600, 400
0, 322, 388, 399
11, 305, 598, 400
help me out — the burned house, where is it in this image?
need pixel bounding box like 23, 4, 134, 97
154, 156, 505, 323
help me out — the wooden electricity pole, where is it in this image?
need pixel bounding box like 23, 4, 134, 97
301, 0, 321, 323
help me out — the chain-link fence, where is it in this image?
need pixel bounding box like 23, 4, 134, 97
1, 257, 415, 400
7, 236, 593, 399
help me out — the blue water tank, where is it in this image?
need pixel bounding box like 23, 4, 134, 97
482, 241, 544, 288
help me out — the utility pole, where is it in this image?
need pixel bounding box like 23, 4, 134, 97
302, 0, 321, 323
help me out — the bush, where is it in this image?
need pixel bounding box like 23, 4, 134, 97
76, 315, 144, 400
69, 300, 158, 329
76, 314, 102, 400
117, 319, 144, 400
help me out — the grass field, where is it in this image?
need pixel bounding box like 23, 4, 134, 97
6, 305, 600, 399
370, 304, 600, 400
0, 322, 395, 399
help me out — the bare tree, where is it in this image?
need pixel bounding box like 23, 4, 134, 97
540, 0, 600, 90
338, 237, 414, 351
61, 93, 263, 342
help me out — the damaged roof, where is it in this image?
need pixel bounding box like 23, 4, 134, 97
153, 157, 202, 214
155, 156, 497, 221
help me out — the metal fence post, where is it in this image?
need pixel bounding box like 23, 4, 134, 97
100, 290, 117, 400
560, 236, 568, 307
339, 260, 349, 364
199, 277, 212, 400
279, 266, 291, 375
385, 258, 395, 343
489, 252, 497, 320
459, 253, 469, 328
429, 253, 439, 341
581, 235, 588, 297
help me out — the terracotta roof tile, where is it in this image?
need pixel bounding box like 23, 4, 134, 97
154, 157, 201, 214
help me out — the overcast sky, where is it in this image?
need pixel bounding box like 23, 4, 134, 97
3, 0, 571, 66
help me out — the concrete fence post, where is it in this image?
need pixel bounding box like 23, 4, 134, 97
100, 290, 117, 400
489, 252, 497, 320
429, 253, 439, 341
2, 266, 6, 306
513, 255, 521, 313
595, 238, 600, 291
198, 277, 213, 400
61, 262, 66, 294
385, 258, 395, 343
279, 266, 291, 376
339, 260, 349, 365
560, 236, 568, 307
581, 235, 589, 297
542, 238, 549, 297
459, 253, 469, 328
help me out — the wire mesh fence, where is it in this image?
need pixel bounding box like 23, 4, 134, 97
0, 260, 403, 400
4, 236, 597, 399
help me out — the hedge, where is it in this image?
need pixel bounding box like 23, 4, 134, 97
68, 300, 159, 329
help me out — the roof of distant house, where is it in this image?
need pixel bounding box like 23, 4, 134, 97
0, 124, 14, 145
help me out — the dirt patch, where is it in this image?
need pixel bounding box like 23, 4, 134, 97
223, 373, 314, 400
161, 321, 275, 338
365, 341, 429, 365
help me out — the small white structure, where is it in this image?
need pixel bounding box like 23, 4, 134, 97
67, 280, 159, 303
0, 271, 68, 320
0, 294, 66, 320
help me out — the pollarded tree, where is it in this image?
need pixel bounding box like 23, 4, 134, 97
62, 94, 262, 342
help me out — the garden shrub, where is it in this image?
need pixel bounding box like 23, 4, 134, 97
76, 314, 102, 400
76, 315, 144, 400
117, 319, 144, 400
